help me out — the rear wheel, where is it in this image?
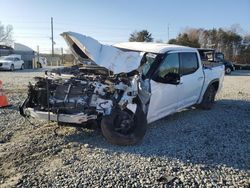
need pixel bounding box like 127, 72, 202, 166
198, 85, 216, 110
101, 105, 147, 145
20, 64, 24, 70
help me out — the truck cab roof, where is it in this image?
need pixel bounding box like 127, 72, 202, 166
113, 42, 197, 54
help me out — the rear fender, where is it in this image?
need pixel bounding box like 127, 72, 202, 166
198, 79, 219, 104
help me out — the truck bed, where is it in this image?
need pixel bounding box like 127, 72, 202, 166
202, 60, 223, 69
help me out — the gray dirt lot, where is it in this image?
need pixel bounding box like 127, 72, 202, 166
0, 69, 250, 187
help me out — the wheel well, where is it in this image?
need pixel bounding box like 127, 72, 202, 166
211, 81, 219, 92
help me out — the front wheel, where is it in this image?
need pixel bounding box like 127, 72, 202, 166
198, 85, 216, 110
101, 105, 147, 145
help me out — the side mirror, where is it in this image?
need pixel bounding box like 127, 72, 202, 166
152, 72, 180, 85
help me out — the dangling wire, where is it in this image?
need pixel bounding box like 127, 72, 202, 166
24, 116, 37, 127
46, 77, 50, 125
54, 108, 60, 136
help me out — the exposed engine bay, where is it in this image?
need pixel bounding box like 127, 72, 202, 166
20, 69, 141, 124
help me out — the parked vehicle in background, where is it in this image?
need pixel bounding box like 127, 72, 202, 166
221, 59, 235, 74
198, 49, 235, 74
234, 63, 250, 70
0, 54, 24, 71
20, 32, 225, 145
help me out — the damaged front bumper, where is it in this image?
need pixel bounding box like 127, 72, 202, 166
21, 107, 97, 124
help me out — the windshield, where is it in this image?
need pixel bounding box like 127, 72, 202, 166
141, 53, 157, 77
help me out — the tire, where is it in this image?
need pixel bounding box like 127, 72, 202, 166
198, 85, 216, 110
10, 64, 14, 71
101, 105, 147, 145
20, 64, 24, 70
225, 67, 232, 75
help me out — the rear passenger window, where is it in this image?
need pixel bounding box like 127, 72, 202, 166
180, 52, 199, 75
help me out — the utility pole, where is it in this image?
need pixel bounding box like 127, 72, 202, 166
51, 17, 54, 57
167, 24, 170, 43
37, 45, 39, 68
61, 47, 63, 66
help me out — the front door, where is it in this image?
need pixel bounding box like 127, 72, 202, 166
147, 52, 180, 123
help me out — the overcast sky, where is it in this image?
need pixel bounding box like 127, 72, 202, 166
0, 0, 249, 53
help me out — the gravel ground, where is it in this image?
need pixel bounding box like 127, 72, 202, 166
0, 69, 250, 187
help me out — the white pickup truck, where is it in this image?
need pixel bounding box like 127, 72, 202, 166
20, 32, 225, 145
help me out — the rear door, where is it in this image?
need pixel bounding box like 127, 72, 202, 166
177, 52, 204, 109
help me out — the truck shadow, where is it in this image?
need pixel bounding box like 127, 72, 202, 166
64, 99, 250, 171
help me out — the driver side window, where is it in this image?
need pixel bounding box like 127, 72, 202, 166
157, 53, 179, 79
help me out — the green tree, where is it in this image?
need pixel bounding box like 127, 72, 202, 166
129, 30, 153, 42
168, 38, 177, 44
168, 33, 200, 48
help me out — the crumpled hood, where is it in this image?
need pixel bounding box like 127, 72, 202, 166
61, 32, 142, 74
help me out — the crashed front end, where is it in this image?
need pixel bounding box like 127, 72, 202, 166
20, 71, 140, 124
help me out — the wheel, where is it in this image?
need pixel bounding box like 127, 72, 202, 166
198, 85, 216, 110
20, 64, 24, 70
10, 64, 14, 71
101, 105, 147, 145
225, 67, 231, 74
